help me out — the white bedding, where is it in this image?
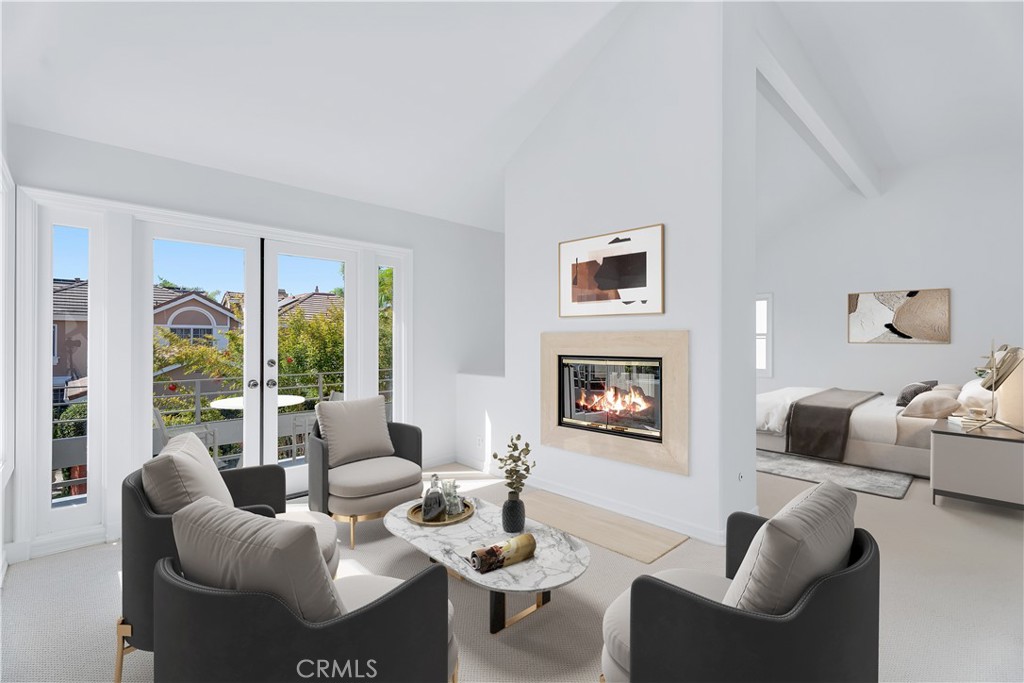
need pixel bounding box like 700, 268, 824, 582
756, 387, 928, 447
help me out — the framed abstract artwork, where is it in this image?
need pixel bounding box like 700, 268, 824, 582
848, 288, 950, 343
558, 224, 664, 317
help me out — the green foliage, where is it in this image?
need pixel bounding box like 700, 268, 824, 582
53, 402, 87, 439
154, 267, 397, 407
492, 434, 535, 494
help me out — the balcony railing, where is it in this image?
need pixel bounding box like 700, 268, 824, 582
50, 369, 394, 503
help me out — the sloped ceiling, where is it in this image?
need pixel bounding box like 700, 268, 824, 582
4, 3, 1021, 233
3, 2, 622, 232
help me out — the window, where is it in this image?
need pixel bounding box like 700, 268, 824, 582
755, 294, 772, 377
169, 326, 214, 344
52, 325, 59, 365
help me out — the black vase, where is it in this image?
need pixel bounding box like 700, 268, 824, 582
502, 493, 525, 534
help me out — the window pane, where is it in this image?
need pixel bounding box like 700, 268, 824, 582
275, 254, 346, 464
755, 299, 768, 335
755, 337, 767, 370
379, 265, 394, 420
153, 239, 245, 470
52, 225, 89, 507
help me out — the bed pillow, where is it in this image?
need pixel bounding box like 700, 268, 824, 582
933, 383, 962, 393
902, 392, 961, 419
957, 378, 997, 413
896, 380, 938, 407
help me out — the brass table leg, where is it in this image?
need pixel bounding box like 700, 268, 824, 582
489, 590, 551, 634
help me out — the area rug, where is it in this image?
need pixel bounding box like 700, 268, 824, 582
520, 488, 688, 563
756, 449, 913, 499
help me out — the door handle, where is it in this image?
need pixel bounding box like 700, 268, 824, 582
247, 380, 259, 389
266, 379, 278, 388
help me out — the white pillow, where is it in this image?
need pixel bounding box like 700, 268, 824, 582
902, 392, 961, 419
957, 378, 996, 413
315, 395, 395, 468
933, 383, 962, 393
172, 497, 342, 622
722, 480, 856, 615
142, 432, 234, 514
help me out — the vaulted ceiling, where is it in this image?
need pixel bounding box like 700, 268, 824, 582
4, 2, 1021, 233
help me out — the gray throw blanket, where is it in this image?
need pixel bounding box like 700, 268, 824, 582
786, 389, 882, 462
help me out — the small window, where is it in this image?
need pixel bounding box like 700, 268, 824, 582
169, 327, 214, 345
755, 294, 772, 378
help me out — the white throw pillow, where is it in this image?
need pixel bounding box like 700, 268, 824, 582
933, 383, 963, 393
172, 497, 343, 622
902, 392, 961, 419
315, 395, 395, 468
723, 480, 857, 615
957, 378, 997, 413
142, 432, 233, 514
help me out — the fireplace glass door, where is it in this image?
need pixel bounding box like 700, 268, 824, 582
559, 356, 662, 441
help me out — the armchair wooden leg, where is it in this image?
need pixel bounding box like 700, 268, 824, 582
349, 515, 357, 549
452, 658, 459, 683
114, 617, 136, 683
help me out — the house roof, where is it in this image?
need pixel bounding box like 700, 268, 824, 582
278, 291, 344, 319
53, 279, 235, 320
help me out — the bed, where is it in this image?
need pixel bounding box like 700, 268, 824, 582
756, 387, 937, 478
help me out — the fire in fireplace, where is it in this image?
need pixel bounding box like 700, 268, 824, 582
558, 355, 662, 442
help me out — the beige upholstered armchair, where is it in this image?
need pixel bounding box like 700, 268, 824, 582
308, 395, 424, 548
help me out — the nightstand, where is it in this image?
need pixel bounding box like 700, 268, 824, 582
931, 419, 1024, 510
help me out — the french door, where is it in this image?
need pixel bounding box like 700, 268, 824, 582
147, 228, 373, 496
17, 188, 409, 554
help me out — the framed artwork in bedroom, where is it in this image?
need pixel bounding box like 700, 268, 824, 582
847, 288, 950, 343
558, 223, 664, 317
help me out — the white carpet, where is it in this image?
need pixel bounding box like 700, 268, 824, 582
1, 472, 1021, 682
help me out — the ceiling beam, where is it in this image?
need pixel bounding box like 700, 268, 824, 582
754, 7, 883, 199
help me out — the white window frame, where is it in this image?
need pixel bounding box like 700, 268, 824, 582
0, 160, 14, 581
755, 293, 773, 378
11, 187, 413, 559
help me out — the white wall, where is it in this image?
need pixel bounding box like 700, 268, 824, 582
756, 150, 1023, 396
7, 125, 505, 466
458, 4, 756, 544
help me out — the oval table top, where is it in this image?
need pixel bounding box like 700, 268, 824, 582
384, 496, 590, 594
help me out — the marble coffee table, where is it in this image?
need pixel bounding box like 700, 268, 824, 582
384, 497, 591, 633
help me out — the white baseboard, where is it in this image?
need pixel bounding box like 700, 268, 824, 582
0, 559, 7, 588
28, 525, 107, 559
526, 475, 727, 545
4, 541, 30, 565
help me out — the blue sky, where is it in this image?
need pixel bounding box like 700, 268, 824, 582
53, 228, 345, 297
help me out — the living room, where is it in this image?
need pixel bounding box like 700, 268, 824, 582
1, 3, 1021, 682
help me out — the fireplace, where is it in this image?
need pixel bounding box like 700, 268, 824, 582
559, 356, 662, 442
541, 331, 688, 475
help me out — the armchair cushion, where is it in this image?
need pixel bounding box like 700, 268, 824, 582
172, 497, 343, 623
276, 509, 341, 572
603, 568, 732, 678
723, 480, 856, 615
333, 574, 459, 680
142, 432, 233, 514
315, 395, 395, 468
327, 456, 422, 498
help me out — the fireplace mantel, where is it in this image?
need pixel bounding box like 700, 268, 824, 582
540, 331, 689, 475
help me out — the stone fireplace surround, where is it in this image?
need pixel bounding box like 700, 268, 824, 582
540, 331, 689, 475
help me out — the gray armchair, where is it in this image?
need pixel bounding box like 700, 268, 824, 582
308, 419, 423, 548
602, 511, 880, 682
119, 462, 341, 682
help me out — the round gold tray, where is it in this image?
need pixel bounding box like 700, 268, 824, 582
407, 499, 475, 526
